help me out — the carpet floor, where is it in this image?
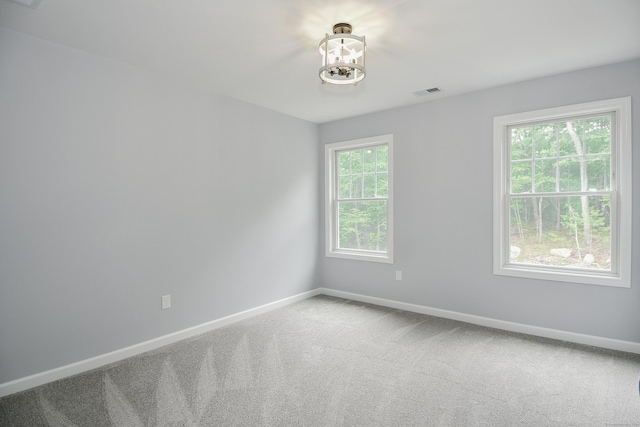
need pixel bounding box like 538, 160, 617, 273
1, 295, 639, 426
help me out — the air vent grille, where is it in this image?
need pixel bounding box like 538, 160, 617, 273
412, 87, 442, 97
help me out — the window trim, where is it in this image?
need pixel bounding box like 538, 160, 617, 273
325, 134, 394, 263
493, 97, 632, 287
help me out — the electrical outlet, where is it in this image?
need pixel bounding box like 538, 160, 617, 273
161, 294, 171, 310
395, 271, 402, 281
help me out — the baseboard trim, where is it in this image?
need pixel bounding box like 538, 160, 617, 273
4, 286, 638, 398
319, 288, 640, 355
0, 288, 322, 398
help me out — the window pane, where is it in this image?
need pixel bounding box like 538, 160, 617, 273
337, 145, 390, 200
509, 195, 610, 270
560, 120, 587, 158
585, 116, 611, 155
351, 175, 363, 198
558, 124, 575, 156
363, 174, 375, 198
510, 127, 532, 160
363, 148, 376, 173
338, 151, 351, 175
339, 175, 350, 199
351, 150, 362, 173
511, 118, 614, 193
376, 172, 388, 197
511, 161, 532, 193
338, 200, 387, 251
587, 155, 610, 191
534, 124, 556, 158
376, 146, 388, 172
558, 157, 582, 191
534, 159, 556, 192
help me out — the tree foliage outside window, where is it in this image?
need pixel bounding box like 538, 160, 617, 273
509, 117, 612, 269
326, 135, 393, 263
337, 146, 388, 251
494, 97, 631, 287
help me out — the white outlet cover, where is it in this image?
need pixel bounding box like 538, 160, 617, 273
161, 295, 171, 309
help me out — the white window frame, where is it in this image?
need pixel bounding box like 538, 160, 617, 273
493, 97, 631, 287
325, 134, 394, 263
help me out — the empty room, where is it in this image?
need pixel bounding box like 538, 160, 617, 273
1, 0, 639, 425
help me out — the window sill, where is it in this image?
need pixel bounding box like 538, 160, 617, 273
326, 249, 393, 264
494, 263, 629, 288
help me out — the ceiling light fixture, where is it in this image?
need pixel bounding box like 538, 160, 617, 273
319, 23, 366, 85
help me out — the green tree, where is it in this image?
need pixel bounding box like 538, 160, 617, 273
336, 146, 388, 251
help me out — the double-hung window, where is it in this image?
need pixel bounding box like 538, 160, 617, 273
325, 134, 393, 263
493, 98, 631, 287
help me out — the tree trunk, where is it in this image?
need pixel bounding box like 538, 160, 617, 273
532, 197, 542, 244
566, 122, 591, 248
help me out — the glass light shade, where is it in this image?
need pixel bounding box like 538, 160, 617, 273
319, 29, 366, 85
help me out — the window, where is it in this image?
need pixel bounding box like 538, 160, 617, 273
493, 98, 631, 287
325, 134, 393, 263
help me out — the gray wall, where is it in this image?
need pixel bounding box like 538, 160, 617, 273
320, 59, 640, 343
0, 28, 319, 384
1, 24, 638, 386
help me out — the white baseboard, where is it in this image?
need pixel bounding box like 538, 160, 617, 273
319, 288, 640, 355
3, 286, 638, 398
0, 288, 322, 398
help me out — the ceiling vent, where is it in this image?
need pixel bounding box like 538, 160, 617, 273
412, 87, 441, 97
5, 0, 42, 9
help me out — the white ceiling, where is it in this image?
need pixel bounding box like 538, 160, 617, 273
1, 0, 639, 123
